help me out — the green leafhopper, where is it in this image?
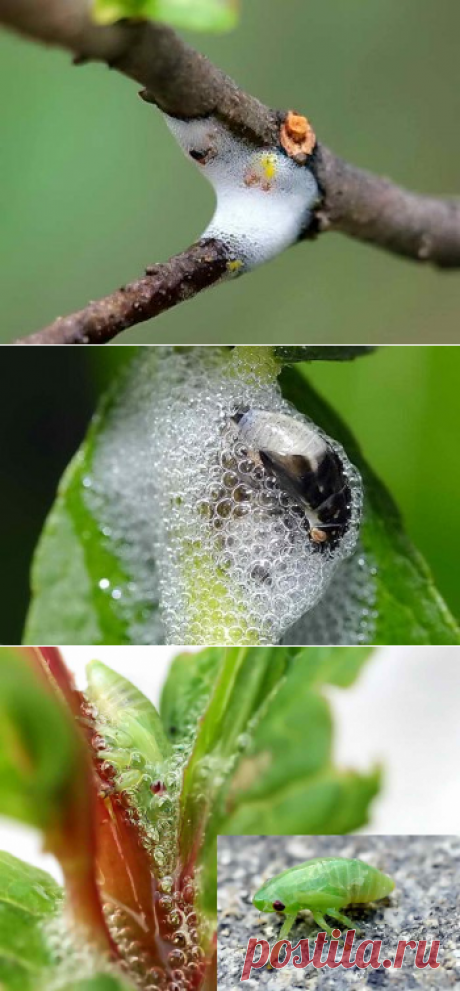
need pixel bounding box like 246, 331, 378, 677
253, 856, 395, 938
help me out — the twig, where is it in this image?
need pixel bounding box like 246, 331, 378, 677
0, 0, 278, 142
14, 241, 229, 345
1, 0, 459, 345
315, 146, 460, 268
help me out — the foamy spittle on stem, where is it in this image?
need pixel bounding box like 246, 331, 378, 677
165, 115, 320, 271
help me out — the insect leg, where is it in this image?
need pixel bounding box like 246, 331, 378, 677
311, 911, 334, 937
325, 909, 363, 935
279, 913, 297, 939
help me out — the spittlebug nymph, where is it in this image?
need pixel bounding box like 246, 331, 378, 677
253, 857, 395, 939
232, 408, 353, 549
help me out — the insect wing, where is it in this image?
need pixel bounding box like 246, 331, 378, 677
259, 450, 319, 508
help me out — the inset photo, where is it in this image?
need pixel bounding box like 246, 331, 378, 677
218, 834, 460, 988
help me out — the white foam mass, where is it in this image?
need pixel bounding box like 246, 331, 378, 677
283, 549, 377, 645
85, 349, 375, 645
164, 114, 319, 269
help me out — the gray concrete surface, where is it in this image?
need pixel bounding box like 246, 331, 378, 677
218, 835, 460, 990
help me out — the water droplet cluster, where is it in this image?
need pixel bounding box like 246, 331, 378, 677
283, 549, 378, 644
164, 114, 319, 269
85, 692, 208, 991
41, 878, 206, 991
42, 912, 115, 990
102, 894, 205, 991
88, 703, 183, 876
86, 348, 373, 645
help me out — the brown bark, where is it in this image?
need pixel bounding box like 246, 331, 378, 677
14, 241, 229, 345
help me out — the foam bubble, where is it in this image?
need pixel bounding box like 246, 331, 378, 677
164, 115, 319, 269
86, 348, 374, 645
282, 547, 377, 644
42, 912, 114, 990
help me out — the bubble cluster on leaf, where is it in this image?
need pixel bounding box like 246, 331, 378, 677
164, 114, 320, 269
85, 348, 375, 644
85, 698, 184, 879
283, 549, 377, 645
83, 693, 207, 990
102, 901, 203, 991
43, 912, 114, 990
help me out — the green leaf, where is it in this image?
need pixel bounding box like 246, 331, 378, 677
0, 647, 117, 957
272, 346, 376, 364
0, 649, 80, 829
93, 0, 239, 32
292, 644, 374, 688
159, 647, 224, 742
25, 363, 152, 646
0, 852, 62, 918
180, 648, 291, 787
221, 656, 377, 826
0, 852, 61, 991
186, 647, 379, 915
23, 499, 104, 645
178, 647, 293, 911
280, 366, 460, 645
57, 978, 135, 991
223, 768, 380, 835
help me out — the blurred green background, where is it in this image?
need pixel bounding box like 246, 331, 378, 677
1, 345, 459, 643
1, 0, 459, 344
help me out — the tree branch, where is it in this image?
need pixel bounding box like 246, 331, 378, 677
13, 241, 229, 345
2, 0, 459, 345
315, 146, 460, 268
0, 0, 278, 142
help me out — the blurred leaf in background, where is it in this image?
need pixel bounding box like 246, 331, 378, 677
93, 0, 239, 31
0, 1, 459, 344
0, 852, 62, 991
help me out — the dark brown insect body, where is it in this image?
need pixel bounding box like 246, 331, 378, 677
232, 408, 352, 549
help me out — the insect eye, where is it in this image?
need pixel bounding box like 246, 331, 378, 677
273, 900, 285, 911
190, 149, 207, 161
189, 147, 215, 165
